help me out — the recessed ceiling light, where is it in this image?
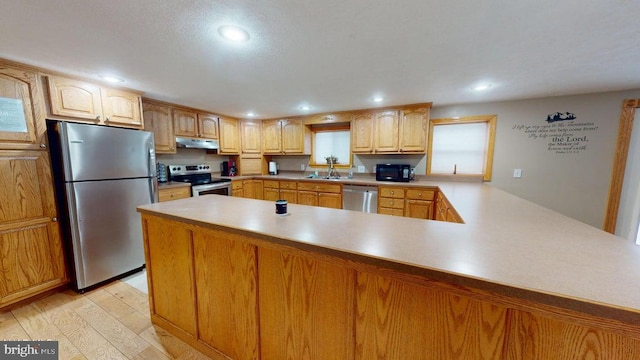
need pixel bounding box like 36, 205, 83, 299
299, 105, 312, 111
371, 96, 384, 102
99, 75, 124, 83
246, 112, 256, 117
218, 25, 250, 42
473, 84, 492, 91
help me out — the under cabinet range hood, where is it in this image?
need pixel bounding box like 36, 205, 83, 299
175, 137, 219, 149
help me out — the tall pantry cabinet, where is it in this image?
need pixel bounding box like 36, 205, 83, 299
0, 61, 68, 309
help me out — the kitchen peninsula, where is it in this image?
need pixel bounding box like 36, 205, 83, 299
137, 182, 640, 359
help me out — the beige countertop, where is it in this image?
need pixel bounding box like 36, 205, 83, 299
138, 182, 640, 323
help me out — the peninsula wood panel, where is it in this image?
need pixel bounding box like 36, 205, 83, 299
503, 310, 640, 359
258, 247, 356, 360
356, 272, 507, 359
143, 216, 197, 337
193, 230, 259, 360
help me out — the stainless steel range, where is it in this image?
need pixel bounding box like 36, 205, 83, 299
168, 164, 232, 196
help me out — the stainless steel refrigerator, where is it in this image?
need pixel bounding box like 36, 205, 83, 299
47, 121, 157, 292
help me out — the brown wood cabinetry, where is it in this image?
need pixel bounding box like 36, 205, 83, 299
231, 179, 243, 197
142, 101, 175, 153
378, 186, 405, 216
0, 150, 67, 308
141, 209, 640, 360
435, 191, 463, 223
219, 116, 240, 154
0, 64, 47, 149
350, 112, 375, 153
198, 113, 219, 139
404, 188, 435, 219
46, 76, 142, 129
374, 110, 400, 152
378, 186, 436, 219
262, 118, 307, 154
297, 181, 342, 209
241, 179, 264, 200
158, 186, 191, 202
173, 110, 219, 140
263, 180, 297, 203
240, 119, 262, 154
399, 107, 429, 152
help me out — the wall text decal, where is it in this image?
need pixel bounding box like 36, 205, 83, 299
512, 114, 599, 154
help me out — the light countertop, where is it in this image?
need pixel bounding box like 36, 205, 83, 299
138, 182, 640, 324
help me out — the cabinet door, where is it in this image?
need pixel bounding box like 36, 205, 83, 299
143, 102, 175, 153
101, 88, 143, 129
198, 113, 219, 139
253, 180, 263, 200
399, 108, 428, 152
219, 117, 240, 154
297, 190, 318, 206
280, 189, 297, 204
262, 119, 282, 153
374, 110, 399, 152
47, 76, 102, 121
264, 188, 280, 201
243, 180, 255, 199
318, 192, 342, 209
240, 120, 262, 154
351, 112, 374, 153
281, 119, 304, 153
173, 109, 198, 137
0, 65, 44, 148
405, 199, 434, 219
0, 150, 67, 308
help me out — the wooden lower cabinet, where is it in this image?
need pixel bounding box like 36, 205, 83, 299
158, 186, 191, 202
379, 186, 438, 219
231, 180, 243, 197
297, 182, 342, 209
378, 186, 405, 216
141, 213, 640, 360
435, 191, 463, 223
0, 150, 68, 308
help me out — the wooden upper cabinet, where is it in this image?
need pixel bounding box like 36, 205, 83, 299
198, 113, 219, 139
262, 119, 282, 153
262, 119, 305, 154
47, 76, 142, 129
100, 88, 143, 128
218, 116, 240, 154
143, 101, 175, 153
0, 64, 45, 149
399, 107, 429, 152
0, 150, 68, 308
374, 110, 400, 152
173, 109, 198, 137
281, 119, 304, 153
240, 119, 262, 154
351, 112, 374, 153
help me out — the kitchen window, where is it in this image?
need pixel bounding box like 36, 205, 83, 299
427, 115, 496, 181
310, 124, 352, 167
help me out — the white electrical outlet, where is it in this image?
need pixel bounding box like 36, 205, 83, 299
513, 168, 522, 178
357, 165, 366, 173
301, 164, 306, 171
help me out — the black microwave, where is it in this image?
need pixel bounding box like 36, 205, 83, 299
376, 164, 412, 182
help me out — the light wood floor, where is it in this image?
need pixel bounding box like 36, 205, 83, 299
0, 281, 211, 360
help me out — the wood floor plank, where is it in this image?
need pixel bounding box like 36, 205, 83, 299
11, 303, 85, 360
118, 311, 153, 335
0, 311, 29, 340
86, 288, 137, 320
85, 341, 129, 360
102, 282, 151, 317
131, 345, 172, 360
73, 297, 150, 358
138, 325, 192, 359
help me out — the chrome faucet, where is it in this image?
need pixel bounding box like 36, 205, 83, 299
327, 157, 339, 178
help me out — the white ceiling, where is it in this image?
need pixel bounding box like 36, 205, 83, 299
2, 0, 639, 119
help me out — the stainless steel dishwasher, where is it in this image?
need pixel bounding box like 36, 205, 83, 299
343, 185, 378, 213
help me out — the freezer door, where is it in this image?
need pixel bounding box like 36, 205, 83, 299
66, 177, 154, 289
60, 122, 155, 181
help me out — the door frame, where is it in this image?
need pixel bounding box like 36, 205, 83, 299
603, 99, 640, 233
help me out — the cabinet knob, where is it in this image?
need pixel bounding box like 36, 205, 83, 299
96, 115, 101, 120
390, 191, 394, 195
418, 193, 422, 197
390, 201, 394, 205
40, 143, 47, 149
52, 217, 58, 222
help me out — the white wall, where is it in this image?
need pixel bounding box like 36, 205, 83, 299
432, 89, 640, 228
